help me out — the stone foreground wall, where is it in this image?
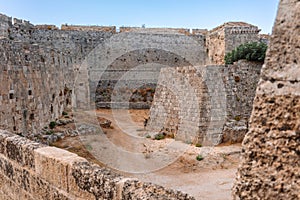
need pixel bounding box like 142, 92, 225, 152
233, 0, 300, 199
0, 130, 194, 200
147, 61, 262, 145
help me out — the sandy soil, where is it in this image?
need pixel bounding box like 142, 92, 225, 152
53, 109, 241, 200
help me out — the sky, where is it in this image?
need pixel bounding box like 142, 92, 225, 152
0, 0, 280, 34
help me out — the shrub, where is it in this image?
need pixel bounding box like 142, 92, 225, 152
46, 130, 54, 135
154, 133, 165, 140
195, 143, 202, 148
49, 121, 56, 129
62, 111, 68, 116
196, 154, 204, 161
234, 116, 241, 121
225, 42, 268, 64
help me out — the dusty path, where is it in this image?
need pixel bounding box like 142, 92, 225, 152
53, 109, 241, 200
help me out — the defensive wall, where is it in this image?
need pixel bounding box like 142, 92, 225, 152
0, 5, 291, 199
147, 60, 262, 145
0, 12, 265, 136
0, 13, 114, 136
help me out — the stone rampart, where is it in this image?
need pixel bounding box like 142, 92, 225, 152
0, 130, 194, 199
35, 25, 59, 30
119, 27, 190, 35
0, 14, 12, 39
147, 60, 262, 145
0, 39, 73, 136
0, 14, 115, 135
85, 31, 206, 109
61, 25, 116, 33
0, 12, 265, 137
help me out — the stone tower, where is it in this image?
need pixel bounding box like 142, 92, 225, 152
207, 22, 260, 65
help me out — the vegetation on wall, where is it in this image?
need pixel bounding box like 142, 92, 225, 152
225, 42, 268, 64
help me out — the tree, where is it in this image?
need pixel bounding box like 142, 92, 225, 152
225, 42, 268, 64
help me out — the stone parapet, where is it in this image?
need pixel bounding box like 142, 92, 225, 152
0, 130, 195, 199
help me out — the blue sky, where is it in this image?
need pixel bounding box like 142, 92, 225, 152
0, 0, 279, 33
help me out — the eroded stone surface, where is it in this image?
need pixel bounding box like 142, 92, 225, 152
0, 130, 194, 199
233, 0, 300, 199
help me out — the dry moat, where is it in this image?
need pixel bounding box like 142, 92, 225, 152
52, 109, 242, 200
0, 0, 299, 199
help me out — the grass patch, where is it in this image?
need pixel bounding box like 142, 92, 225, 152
154, 133, 165, 140
195, 143, 202, 148
196, 154, 204, 161
85, 144, 93, 151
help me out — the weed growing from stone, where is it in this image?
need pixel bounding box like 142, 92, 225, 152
196, 154, 204, 161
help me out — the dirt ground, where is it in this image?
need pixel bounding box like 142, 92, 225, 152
53, 109, 242, 200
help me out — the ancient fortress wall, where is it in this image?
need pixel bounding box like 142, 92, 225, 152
85, 30, 207, 109
0, 13, 264, 115
61, 24, 116, 32
147, 61, 262, 145
0, 130, 194, 200
0, 38, 72, 136
0, 14, 12, 39
0, 14, 115, 136
0, 10, 274, 200
233, 0, 300, 199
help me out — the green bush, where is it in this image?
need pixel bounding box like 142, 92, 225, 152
225, 42, 268, 64
154, 133, 165, 140
196, 154, 204, 161
195, 143, 202, 148
49, 121, 56, 129
234, 116, 241, 121
46, 130, 54, 135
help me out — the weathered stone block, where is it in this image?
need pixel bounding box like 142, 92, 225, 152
34, 146, 87, 193
71, 161, 122, 199
121, 179, 195, 200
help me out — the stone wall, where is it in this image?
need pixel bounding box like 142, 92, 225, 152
0, 12, 265, 112
61, 25, 116, 33
35, 25, 59, 30
0, 14, 12, 39
0, 12, 266, 136
147, 60, 262, 145
86, 31, 207, 109
233, 0, 300, 199
0, 38, 73, 137
0, 130, 194, 200
119, 27, 190, 35
0, 13, 116, 135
